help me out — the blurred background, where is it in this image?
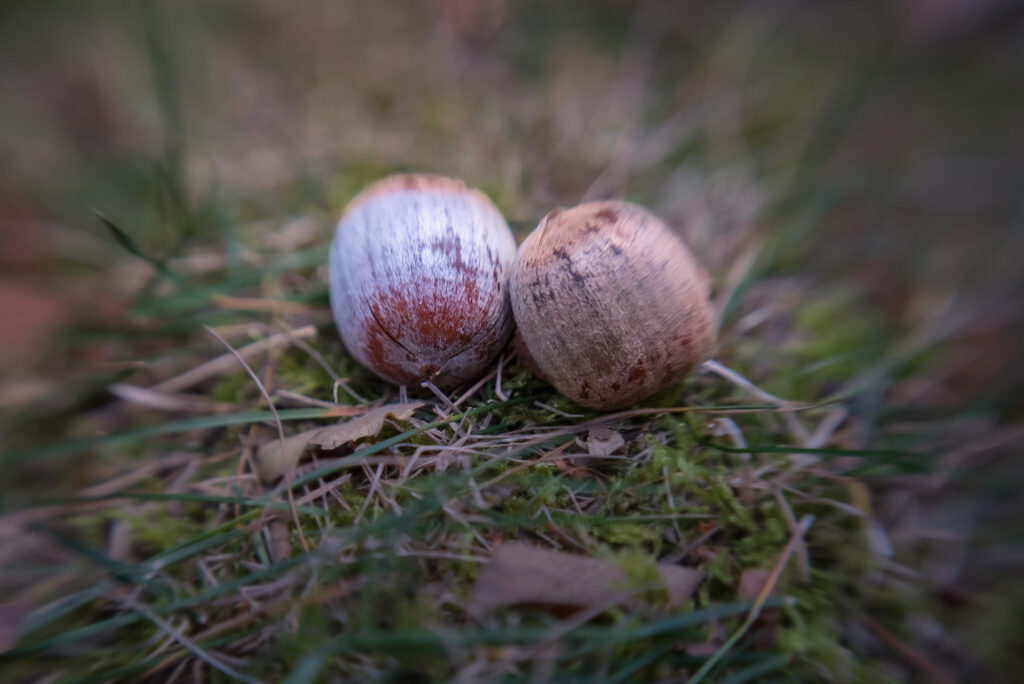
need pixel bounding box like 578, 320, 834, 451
1, 0, 1022, 679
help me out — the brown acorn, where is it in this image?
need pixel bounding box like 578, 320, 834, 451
509, 200, 716, 410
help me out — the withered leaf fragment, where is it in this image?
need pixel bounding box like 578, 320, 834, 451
468, 543, 703, 617
257, 402, 423, 481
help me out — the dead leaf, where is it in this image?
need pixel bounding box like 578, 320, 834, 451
738, 568, 774, 600
257, 430, 319, 482
257, 402, 423, 481
324, 405, 374, 418
308, 402, 423, 450
586, 427, 624, 456
468, 543, 703, 617
267, 517, 292, 562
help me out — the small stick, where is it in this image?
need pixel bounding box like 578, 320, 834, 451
153, 325, 315, 394
204, 326, 309, 554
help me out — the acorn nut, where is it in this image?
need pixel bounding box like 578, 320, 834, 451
329, 174, 517, 391
510, 200, 716, 410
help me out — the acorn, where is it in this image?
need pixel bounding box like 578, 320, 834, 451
510, 200, 716, 410
329, 174, 517, 391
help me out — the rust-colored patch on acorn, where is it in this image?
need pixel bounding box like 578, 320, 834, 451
374, 282, 480, 355
363, 320, 413, 384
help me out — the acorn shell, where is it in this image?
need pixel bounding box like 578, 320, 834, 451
329, 174, 517, 391
510, 200, 716, 410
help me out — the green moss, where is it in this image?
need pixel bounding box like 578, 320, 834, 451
122, 507, 206, 553
210, 370, 255, 403
276, 351, 329, 397
594, 522, 662, 552
735, 515, 788, 566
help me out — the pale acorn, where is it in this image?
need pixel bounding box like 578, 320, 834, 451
329, 174, 517, 390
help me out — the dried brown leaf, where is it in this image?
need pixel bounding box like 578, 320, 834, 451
738, 568, 774, 600
308, 402, 423, 449
468, 543, 703, 617
257, 430, 319, 482
323, 405, 374, 418
267, 518, 292, 562
586, 427, 624, 456
257, 402, 423, 481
